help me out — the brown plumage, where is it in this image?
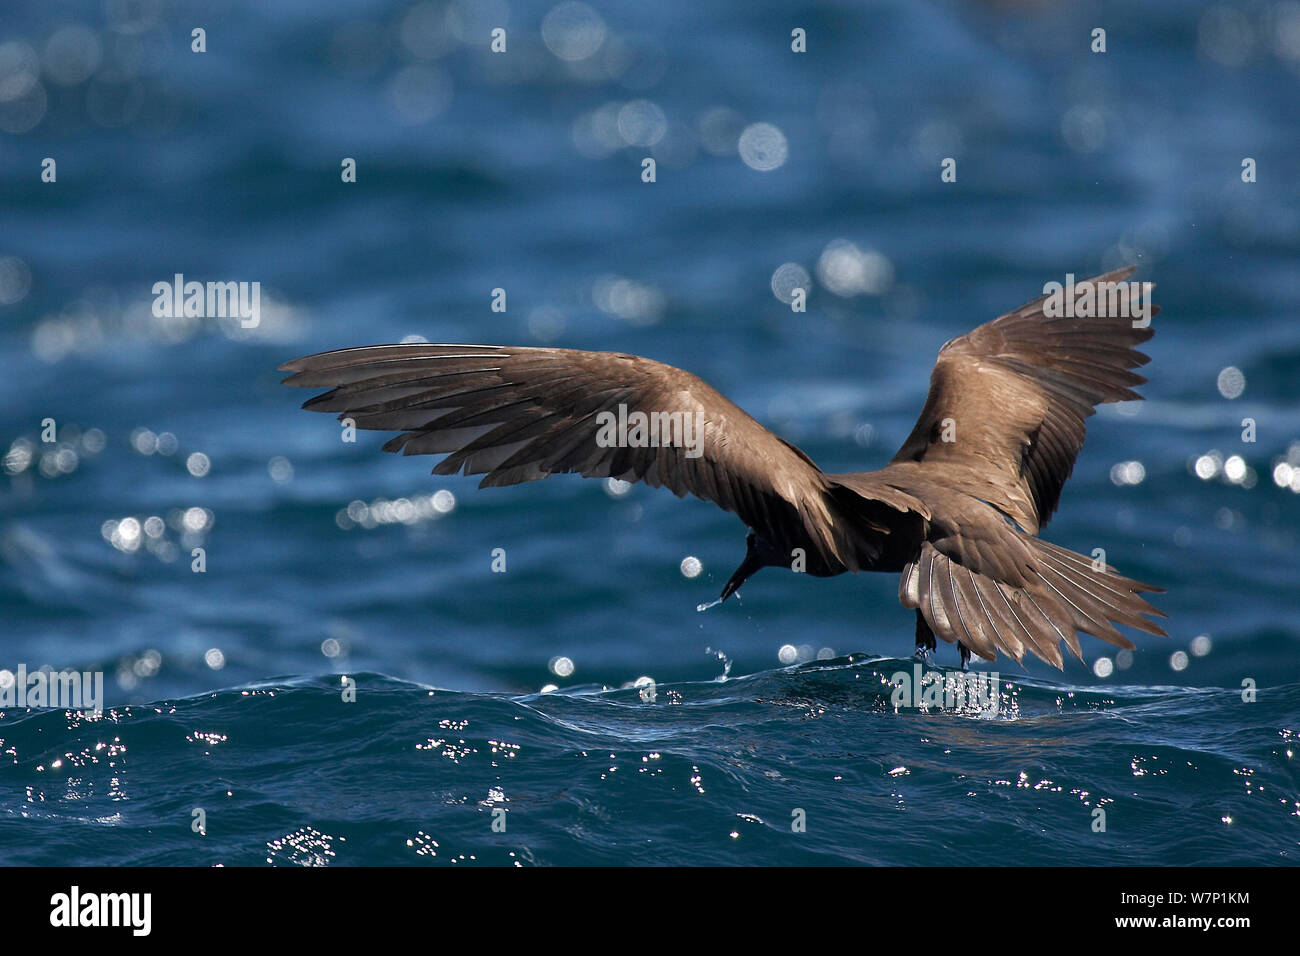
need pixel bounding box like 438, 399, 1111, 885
281, 267, 1167, 669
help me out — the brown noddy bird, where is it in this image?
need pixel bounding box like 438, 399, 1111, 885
281, 267, 1167, 669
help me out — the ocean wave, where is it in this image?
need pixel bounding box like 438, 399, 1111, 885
2, 660, 1294, 866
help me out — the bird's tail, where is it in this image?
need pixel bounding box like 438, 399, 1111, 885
899, 528, 1167, 669
1021, 537, 1167, 658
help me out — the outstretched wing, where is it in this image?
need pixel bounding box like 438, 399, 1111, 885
892, 267, 1157, 533
281, 344, 862, 569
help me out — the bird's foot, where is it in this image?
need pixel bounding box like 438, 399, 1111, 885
914, 611, 937, 663
958, 642, 971, 672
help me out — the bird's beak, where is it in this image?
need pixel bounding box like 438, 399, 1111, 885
720, 568, 747, 603
719, 535, 764, 603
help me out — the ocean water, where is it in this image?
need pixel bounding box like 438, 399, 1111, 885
1, 0, 1298, 866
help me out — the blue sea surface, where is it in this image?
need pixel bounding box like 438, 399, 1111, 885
1, 0, 1298, 865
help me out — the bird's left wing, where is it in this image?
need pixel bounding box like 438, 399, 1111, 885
281, 344, 862, 568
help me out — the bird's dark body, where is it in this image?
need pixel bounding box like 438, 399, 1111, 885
282, 268, 1167, 669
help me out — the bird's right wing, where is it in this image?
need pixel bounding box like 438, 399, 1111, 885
891, 267, 1157, 534
281, 344, 864, 569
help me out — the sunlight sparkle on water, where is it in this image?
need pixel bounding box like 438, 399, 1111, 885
738, 122, 788, 171
542, 2, 606, 62
1216, 366, 1245, 399
770, 262, 811, 305
816, 240, 893, 297
603, 477, 633, 498
1110, 460, 1146, 486
1194, 451, 1222, 480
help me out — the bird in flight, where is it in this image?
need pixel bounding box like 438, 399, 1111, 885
282, 267, 1166, 669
